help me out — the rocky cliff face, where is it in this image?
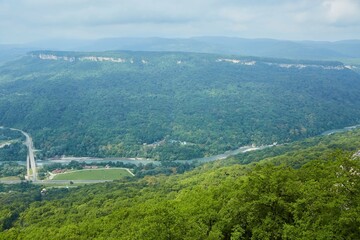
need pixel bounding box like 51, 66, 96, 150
31, 53, 356, 71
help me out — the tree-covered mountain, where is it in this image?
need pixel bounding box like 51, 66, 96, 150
0, 128, 359, 239
17, 37, 360, 60
0, 51, 360, 160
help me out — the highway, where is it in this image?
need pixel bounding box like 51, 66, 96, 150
10, 128, 37, 181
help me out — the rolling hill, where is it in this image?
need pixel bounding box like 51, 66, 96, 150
0, 51, 360, 160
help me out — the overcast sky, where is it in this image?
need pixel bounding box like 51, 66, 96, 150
1, 0, 360, 44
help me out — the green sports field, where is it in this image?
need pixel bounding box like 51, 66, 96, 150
52, 168, 133, 180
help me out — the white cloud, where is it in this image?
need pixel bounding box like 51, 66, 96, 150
322, 0, 360, 25
0, 0, 359, 43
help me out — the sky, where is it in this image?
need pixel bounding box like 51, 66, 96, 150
1, 0, 360, 44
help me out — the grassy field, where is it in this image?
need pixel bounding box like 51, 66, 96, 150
52, 168, 133, 180
0, 176, 21, 180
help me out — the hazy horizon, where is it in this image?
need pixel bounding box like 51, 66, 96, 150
3, 36, 360, 47
1, 0, 360, 44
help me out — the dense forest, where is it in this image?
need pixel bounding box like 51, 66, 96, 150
0, 128, 359, 239
0, 128, 26, 162
0, 51, 359, 160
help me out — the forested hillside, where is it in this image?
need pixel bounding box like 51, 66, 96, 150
0, 128, 26, 162
0, 128, 359, 239
0, 51, 360, 160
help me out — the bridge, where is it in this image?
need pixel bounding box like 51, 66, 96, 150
10, 128, 37, 181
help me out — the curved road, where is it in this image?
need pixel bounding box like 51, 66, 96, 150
10, 128, 37, 181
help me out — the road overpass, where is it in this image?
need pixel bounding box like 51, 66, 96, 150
10, 128, 37, 181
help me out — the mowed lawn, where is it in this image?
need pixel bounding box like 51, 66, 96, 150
0, 176, 21, 181
52, 168, 133, 180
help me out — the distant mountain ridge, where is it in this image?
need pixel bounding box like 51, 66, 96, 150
29, 50, 356, 70
2, 37, 360, 63
29, 37, 360, 59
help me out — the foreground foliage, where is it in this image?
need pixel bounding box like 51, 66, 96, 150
0, 149, 359, 239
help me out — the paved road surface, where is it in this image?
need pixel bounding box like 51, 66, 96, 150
10, 128, 37, 181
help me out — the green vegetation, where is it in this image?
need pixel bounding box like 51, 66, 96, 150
0, 153, 358, 239
224, 125, 360, 168
0, 176, 20, 181
52, 168, 133, 180
0, 143, 27, 162
0, 51, 360, 160
0, 162, 26, 179
0, 129, 359, 239
0, 128, 26, 162
1, 47, 360, 239
38, 160, 196, 179
0, 182, 41, 233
